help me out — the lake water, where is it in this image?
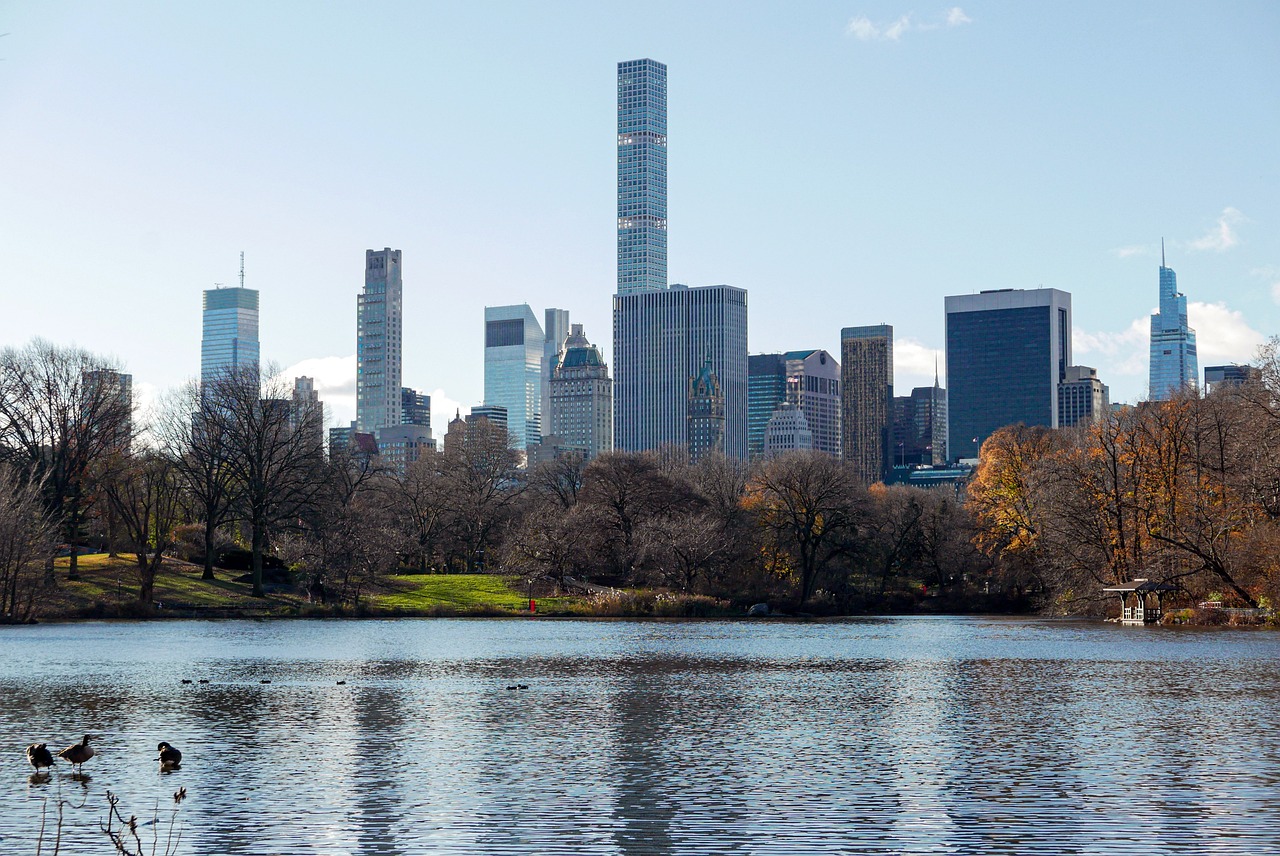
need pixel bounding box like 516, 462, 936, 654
2, 617, 1279, 855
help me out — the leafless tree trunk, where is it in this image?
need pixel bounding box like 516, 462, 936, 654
0, 339, 132, 584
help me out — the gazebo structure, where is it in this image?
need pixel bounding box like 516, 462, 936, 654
1103, 578, 1177, 625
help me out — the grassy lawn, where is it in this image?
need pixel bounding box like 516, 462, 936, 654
376, 574, 539, 612
45, 553, 305, 616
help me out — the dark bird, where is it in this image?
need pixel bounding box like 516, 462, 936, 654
197, 679, 209, 684
336, 680, 346, 685
26, 743, 54, 774
259, 679, 272, 684
57, 735, 94, 772
517, 684, 529, 690
157, 741, 182, 768
173, 787, 187, 804
181, 679, 193, 684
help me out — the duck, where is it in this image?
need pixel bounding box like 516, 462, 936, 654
57, 735, 95, 772
157, 741, 182, 768
26, 743, 54, 774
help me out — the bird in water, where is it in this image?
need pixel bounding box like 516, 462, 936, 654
57, 735, 95, 772
26, 743, 54, 775
157, 741, 182, 768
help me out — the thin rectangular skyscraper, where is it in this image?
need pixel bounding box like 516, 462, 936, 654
841, 326, 893, 485
617, 58, 667, 292
357, 248, 403, 432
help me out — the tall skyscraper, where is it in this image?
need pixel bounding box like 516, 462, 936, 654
748, 354, 788, 458
1149, 245, 1199, 400
201, 274, 259, 390
614, 284, 748, 459
617, 59, 668, 293
541, 308, 570, 431
945, 288, 1071, 461
549, 324, 612, 460
356, 248, 403, 432
841, 326, 894, 485
484, 304, 544, 450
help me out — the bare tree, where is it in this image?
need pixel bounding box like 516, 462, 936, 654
748, 451, 864, 606
101, 450, 186, 604
0, 340, 132, 582
387, 453, 450, 573
0, 464, 54, 621
439, 418, 524, 572
203, 367, 325, 596
156, 381, 241, 580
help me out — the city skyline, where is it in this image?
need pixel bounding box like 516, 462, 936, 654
1, 3, 1277, 426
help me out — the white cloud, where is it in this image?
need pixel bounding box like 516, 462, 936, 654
1188, 301, 1264, 364
846, 7, 970, 41
1111, 244, 1148, 259
430, 388, 465, 428
1188, 207, 1246, 252
279, 355, 356, 427
1074, 317, 1149, 377
895, 338, 944, 390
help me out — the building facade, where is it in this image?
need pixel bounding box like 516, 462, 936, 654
401, 387, 431, 433
687, 357, 725, 462
82, 368, 133, 453
484, 304, 544, 450
747, 350, 840, 459
1058, 365, 1110, 428
541, 308, 570, 433
945, 288, 1072, 461
1204, 364, 1261, 394
613, 284, 748, 459
763, 402, 813, 458
549, 324, 612, 460
375, 424, 435, 474
841, 325, 894, 484
291, 376, 324, 456
1149, 248, 1198, 401
617, 58, 668, 293
892, 378, 947, 468
356, 248, 403, 432
201, 286, 259, 390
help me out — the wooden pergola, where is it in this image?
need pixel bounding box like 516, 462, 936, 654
1103, 578, 1176, 625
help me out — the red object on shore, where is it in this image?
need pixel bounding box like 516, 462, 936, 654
530, 599, 537, 613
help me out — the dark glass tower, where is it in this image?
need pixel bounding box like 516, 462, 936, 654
944, 288, 1071, 461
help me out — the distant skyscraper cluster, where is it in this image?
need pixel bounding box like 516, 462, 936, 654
190, 61, 1217, 479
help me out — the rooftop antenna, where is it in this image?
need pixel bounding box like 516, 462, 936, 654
1161, 237, 1165, 268
239, 251, 245, 289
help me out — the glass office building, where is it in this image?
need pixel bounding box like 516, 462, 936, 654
484, 304, 545, 450
201, 286, 259, 390
613, 284, 748, 459
617, 58, 668, 293
1148, 251, 1198, 401
945, 288, 1071, 461
357, 248, 403, 432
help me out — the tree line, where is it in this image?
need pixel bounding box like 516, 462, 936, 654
4, 336, 1278, 620
968, 339, 1280, 612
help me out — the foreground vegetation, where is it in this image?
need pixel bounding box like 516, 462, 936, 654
3, 337, 1280, 625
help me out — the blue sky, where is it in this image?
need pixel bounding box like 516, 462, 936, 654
2, 1, 1277, 428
